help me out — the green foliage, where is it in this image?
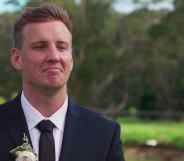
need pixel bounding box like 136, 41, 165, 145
1, 0, 184, 119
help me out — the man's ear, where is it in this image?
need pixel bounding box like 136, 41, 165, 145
10, 48, 23, 71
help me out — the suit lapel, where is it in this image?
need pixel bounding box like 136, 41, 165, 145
6, 96, 87, 161
59, 99, 84, 161
6, 95, 32, 148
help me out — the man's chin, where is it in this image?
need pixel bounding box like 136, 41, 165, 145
44, 83, 65, 90
35, 82, 66, 93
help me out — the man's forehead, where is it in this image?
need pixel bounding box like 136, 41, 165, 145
22, 21, 72, 43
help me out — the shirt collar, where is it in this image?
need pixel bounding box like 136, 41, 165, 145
21, 91, 68, 131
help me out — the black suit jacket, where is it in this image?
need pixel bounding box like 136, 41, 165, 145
0, 95, 125, 161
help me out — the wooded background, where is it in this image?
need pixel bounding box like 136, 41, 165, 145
1, 0, 184, 119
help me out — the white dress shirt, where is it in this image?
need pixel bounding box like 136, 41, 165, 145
21, 92, 68, 161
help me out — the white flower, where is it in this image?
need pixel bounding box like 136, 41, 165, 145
10, 133, 38, 161
15, 151, 38, 161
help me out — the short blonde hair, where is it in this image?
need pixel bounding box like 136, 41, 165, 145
13, 3, 72, 49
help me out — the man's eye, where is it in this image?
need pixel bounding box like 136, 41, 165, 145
57, 45, 67, 51
32, 45, 46, 50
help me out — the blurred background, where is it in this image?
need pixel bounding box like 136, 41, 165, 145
0, 0, 184, 161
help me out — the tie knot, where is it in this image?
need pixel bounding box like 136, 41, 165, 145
37, 120, 55, 133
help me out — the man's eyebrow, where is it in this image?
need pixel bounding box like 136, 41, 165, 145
30, 41, 47, 45
30, 40, 69, 44
57, 40, 70, 44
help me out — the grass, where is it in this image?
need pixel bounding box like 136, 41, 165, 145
118, 118, 184, 149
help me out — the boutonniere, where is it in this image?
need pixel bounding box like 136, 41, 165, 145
10, 133, 38, 161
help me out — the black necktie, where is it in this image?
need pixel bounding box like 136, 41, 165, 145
37, 120, 55, 161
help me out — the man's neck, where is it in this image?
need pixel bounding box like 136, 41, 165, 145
22, 85, 67, 117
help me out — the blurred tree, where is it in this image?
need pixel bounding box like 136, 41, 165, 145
147, 0, 184, 117
0, 0, 184, 119
70, 0, 119, 108
0, 13, 21, 99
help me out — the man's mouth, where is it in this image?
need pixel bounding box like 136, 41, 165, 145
43, 67, 63, 73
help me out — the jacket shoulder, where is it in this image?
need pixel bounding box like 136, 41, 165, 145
0, 98, 18, 111
73, 103, 119, 129
0, 97, 20, 121
0, 100, 13, 113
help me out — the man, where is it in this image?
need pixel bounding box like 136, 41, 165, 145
0, 3, 125, 161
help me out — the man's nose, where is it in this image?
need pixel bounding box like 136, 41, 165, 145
46, 45, 60, 62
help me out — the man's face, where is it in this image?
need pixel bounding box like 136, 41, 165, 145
11, 21, 73, 91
